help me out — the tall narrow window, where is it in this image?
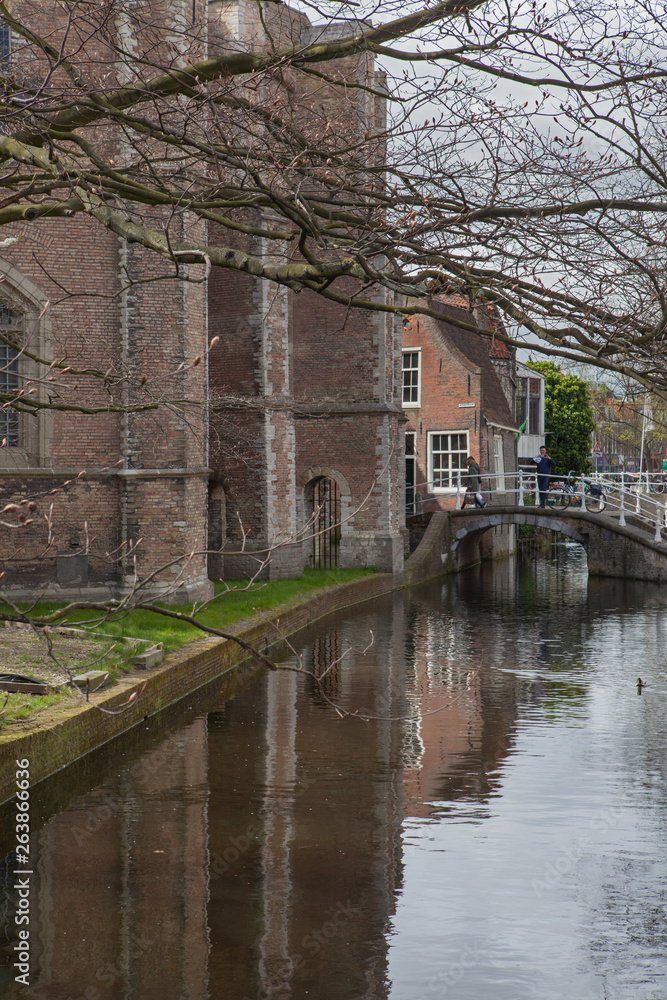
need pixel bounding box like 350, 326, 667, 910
429, 432, 468, 490
0, 266, 50, 469
402, 350, 420, 406
0, 304, 21, 448
516, 375, 542, 434
516, 376, 527, 428
0, 20, 10, 68
528, 377, 541, 434
493, 435, 506, 491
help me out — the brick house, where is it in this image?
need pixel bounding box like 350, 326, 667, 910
402, 298, 518, 552
0, 0, 404, 600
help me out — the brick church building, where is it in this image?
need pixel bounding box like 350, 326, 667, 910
0, 0, 404, 601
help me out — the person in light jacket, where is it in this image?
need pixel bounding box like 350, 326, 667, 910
532, 446, 556, 508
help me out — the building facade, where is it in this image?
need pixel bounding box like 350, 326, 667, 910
401, 297, 518, 560
402, 298, 518, 512
0, 0, 404, 601
589, 389, 667, 477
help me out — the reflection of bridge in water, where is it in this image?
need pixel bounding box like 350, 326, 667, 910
406, 506, 667, 584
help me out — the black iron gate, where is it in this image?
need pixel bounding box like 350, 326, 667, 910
310, 476, 341, 568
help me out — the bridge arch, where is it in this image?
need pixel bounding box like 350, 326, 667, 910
450, 511, 589, 570
404, 506, 667, 585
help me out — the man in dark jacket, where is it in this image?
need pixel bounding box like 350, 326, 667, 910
461, 456, 486, 508
532, 446, 556, 507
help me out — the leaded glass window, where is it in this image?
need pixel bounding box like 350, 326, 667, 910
0, 304, 21, 447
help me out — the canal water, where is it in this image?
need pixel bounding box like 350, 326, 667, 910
2, 544, 667, 1000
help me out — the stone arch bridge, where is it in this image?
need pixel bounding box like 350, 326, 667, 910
404, 506, 667, 585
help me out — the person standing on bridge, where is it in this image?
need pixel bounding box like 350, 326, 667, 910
532, 446, 556, 508
461, 456, 487, 508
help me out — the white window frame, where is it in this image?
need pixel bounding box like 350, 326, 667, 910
493, 435, 506, 492
428, 430, 468, 493
402, 348, 421, 407
527, 375, 543, 436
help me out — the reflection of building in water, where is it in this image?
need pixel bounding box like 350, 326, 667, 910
3, 587, 523, 1000
0, 853, 17, 989
400, 583, 519, 819
309, 629, 343, 703
208, 597, 407, 1000
204, 587, 519, 998
24, 719, 210, 1000
258, 670, 298, 998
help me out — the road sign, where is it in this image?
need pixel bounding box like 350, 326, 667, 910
592, 441, 603, 454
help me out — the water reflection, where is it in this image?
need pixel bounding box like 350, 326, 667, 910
1, 720, 211, 999
2, 546, 667, 1000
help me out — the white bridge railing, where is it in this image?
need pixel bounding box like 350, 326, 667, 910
583, 470, 667, 539
406, 469, 667, 541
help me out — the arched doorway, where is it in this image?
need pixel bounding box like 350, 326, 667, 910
308, 476, 341, 568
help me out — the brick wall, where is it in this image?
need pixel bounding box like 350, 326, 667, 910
1, 1, 406, 594
205, 11, 405, 578
0, 209, 210, 598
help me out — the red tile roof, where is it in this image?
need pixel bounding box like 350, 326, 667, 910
428, 298, 517, 430
432, 294, 511, 358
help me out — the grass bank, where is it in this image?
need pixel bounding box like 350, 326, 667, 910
1, 568, 397, 802
0, 567, 375, 726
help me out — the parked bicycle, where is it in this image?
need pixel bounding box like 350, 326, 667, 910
546, 475, 606, 513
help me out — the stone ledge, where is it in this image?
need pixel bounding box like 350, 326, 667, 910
1, 585, 116, 602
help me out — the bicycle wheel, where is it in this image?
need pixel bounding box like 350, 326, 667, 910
547, 484, 568, 507
557, 487, 578, 507
585, 491, 605, 513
